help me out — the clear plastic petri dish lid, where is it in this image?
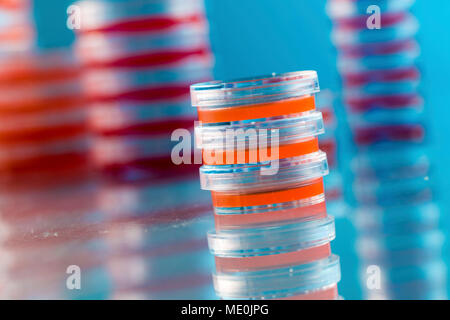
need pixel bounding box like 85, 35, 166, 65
191, 71, 320, 109
199, 151, 329, 193
213, 255, 340, 300
326, 0, 415, 19
195, 111, 324, 150
208, 216, 335, 257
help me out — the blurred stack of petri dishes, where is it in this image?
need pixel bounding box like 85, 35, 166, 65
0, 50, 91, 185
0, 0, 91, 186
0, 0, 33, 53
327, 0, 446, 299
317, 90, 346, 218
0, 0, 107, 299
74, 0, 217, 299
191, 71, 341, 300
75, 0, 213, 181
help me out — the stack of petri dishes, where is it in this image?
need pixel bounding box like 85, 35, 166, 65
75, 0, 213, 181
327, 0, 446, 299
191, 71, 341, 300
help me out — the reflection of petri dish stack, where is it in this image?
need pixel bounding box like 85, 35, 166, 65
0, 0, 34, 52
0, 180, 108, 300
191, 71, 341, 300
327, 0, 446, 299
99, 175, 216, 300
0, 50, 91, 184
316, 90, 346, 218
75, 0, 213, 181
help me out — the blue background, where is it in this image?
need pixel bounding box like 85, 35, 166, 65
33, 0, 450, 300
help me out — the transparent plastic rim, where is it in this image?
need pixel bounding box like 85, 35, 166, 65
191, 71, 319, 108
200, 151, 329, 192
195, 111, 324, 150
208, 216, 335, 257
214, 193, 325, 215
213, 255, 340, 300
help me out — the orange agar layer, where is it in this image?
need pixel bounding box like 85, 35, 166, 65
203, 137, 319, 165
212, 179, 326, 229
215, 243, 331, 272
212, 178, 324, 207
198, 95, 316, 124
